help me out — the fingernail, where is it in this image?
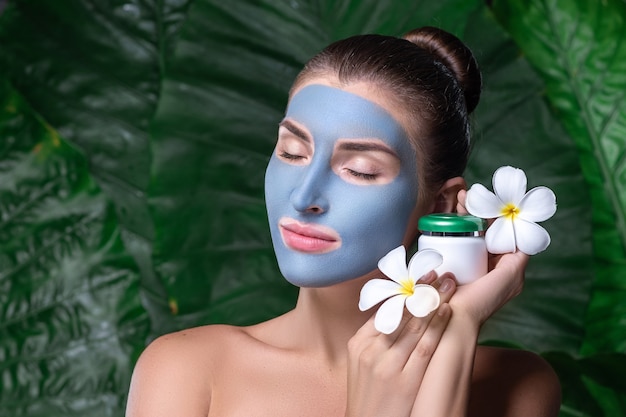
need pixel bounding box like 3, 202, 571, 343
439, 278, 453, 293
418, 270, 436, 284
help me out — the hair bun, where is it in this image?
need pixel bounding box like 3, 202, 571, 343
404, 26, 482, 114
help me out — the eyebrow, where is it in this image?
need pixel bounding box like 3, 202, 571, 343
279, 119, 311, 142
337, 140, 398, 157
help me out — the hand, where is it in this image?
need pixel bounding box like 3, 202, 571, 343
345, 272, 457, 417
452, 190, 529, 326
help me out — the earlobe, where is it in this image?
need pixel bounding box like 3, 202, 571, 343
433, 176, 466, 213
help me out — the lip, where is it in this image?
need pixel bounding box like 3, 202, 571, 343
279, 217, 341, 254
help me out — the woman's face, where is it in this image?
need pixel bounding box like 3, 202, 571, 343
265, 81, 419, 287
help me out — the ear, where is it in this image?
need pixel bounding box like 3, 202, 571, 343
402, 176, 467, 247
432, 176, 466, 213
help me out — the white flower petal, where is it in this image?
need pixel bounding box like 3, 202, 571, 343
518, 186, 557, 222
514, 219, 551, 255
374, 294, 407, 334
493, 166, 527, 206
377, 245, 408, 284
358, 279, 402, 311
485, 217, 517, 254
465, 183, 503, 219
405, 285, 440, 317
407, 249, 443, 282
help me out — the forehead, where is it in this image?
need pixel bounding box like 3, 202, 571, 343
285, 84, 409, 144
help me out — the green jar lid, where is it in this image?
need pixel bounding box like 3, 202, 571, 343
418, 213, 487, 233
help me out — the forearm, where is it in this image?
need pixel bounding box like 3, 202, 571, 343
411, 314, 480, 417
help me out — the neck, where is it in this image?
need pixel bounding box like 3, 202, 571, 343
284, 270, 380, 364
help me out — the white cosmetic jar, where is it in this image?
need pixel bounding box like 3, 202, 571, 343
418, 213, 488, 285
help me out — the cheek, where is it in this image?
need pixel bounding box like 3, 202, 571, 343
334, 177, 417, 236
265, 156, 294, 205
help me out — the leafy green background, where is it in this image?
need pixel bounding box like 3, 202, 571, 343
0, 0, 624, 416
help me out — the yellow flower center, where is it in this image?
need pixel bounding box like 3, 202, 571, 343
399, 278, 414, 296
501, 203, 520, 220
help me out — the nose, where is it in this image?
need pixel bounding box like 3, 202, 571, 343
289, 170, 330, 214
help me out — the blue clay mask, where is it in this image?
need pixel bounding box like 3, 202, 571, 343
265, 84, 418, 287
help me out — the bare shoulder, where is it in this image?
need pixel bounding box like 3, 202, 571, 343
141, 324, 249, 356
470, 345, 562, 417
125, 324, 250, 417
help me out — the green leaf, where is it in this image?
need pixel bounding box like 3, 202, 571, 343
544, 351, 626, 416
491, 0, 626, 356
0, 80, 148, 416
0, 0, 193, 296
0, 0, 194, 349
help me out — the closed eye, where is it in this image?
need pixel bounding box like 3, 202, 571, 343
345, 168, 378, 181
332, 139, 401, 185
275, 120, 313, 165
279, 151, 306, 161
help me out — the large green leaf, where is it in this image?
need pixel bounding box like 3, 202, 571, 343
1, 0, 155, 235
492, 0, 626, 356
0, 0, 194, 324
0, 80, 148, 416
0, 0, 194, 329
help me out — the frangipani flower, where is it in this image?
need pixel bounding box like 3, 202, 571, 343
359, 246, 441, 334
466, 166, 557, 255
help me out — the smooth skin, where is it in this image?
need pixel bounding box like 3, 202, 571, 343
126, 79, 561, 417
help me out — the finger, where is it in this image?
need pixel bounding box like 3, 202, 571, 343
486, 251, 528, 298
431, 271, 455, 289
348, 313, 422, 374
456, 250, 529, 323
352, 305, 423, 347
388, 310, 434, 351
456, 189, 468, 214
358, 270, 439, 343
370, 306, 425, 351
389, 274, 450, 344
386, 276, 455, 356
483, 250, 528, 286
373, 311, 436, 374
435, 277, 456, 304
497, 250, 530, 271
348, 310, 396, 368
458, 188, 498, 228
402, 303, 451, 384
353, 310, 385, 340
417, 269, 438, 285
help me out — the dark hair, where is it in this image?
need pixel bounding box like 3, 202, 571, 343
291, 26, 482, 206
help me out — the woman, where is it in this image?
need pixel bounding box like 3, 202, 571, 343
126, 26, 561, 417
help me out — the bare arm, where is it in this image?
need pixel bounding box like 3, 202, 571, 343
411, 313, 479, 417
